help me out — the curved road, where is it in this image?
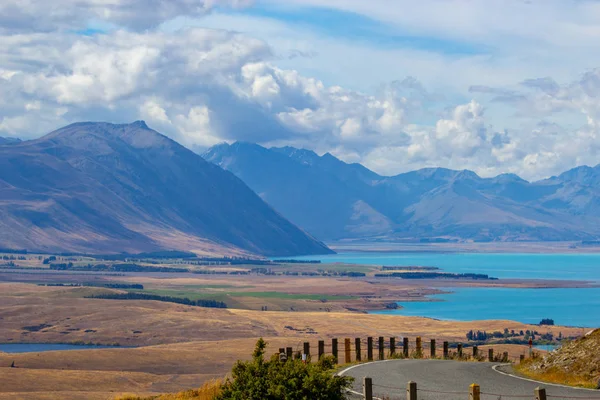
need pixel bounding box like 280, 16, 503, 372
339, 359, 600, 400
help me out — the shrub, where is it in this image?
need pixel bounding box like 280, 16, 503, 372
216, 338, 353, 400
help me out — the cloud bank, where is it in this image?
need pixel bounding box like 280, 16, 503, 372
1, 0, 600, 181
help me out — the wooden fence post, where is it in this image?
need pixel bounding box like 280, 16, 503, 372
407, 381, 417, 400
472, 345, 478, 359
430, 339, 436, 358
345, 338, 352, 364
469, 383, 480, 400
390, 337, 396, 356
503, 351, 509, 363
403, 337, 409, 357
286, 347, 292, 360
332, 338, 338, 363
520, 354, 525, 363
416, 337, 422, 357
378, 336, 385, 360
534, 387, 547, 400
488, 348, 494, 362
364, 377, 373, 400
355, 338, 362, 362
303, 342, 310, 360
318, 340, 325, 360
367, 337, 373, 361
457, 343, 463, 358
443, 341, 449, 359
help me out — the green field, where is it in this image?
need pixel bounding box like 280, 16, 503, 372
176, 284, 250, 289
132, 288, 355, 302
228, 291, 355, 300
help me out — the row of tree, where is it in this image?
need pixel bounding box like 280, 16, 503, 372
1, 255, 26, 260
466, 328, 561, 342
86, 292, 227, 308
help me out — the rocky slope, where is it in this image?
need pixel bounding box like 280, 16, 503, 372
519, 329, 600, 388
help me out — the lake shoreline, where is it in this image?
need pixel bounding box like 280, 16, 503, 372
0, 343, 128, 354
328, 241, 600, 254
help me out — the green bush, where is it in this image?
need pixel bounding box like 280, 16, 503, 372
216, 338, 353, 400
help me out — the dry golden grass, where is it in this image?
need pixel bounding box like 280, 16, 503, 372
514, 363, 598, 388
0, 282, 590, 399
115, 379, 222, 400
515, 329, 600, 388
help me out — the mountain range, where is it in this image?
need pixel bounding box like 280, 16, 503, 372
204, 142, 600, 242
0, 122, 331, 256
0, 137, 21, 145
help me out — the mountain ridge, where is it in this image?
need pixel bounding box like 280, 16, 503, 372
0, 122, 332, 256
0, 136, 21, 145
204, 142, 600, 242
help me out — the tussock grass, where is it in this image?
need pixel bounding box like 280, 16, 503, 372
514, 362, 597, 389
515, 329, 600, 389
115, 379, 222, 400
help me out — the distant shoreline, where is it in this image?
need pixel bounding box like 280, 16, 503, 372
328, 241, 600, 254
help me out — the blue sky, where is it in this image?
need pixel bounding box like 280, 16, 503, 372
3, 0, 600, 180
233, 4, 487, 56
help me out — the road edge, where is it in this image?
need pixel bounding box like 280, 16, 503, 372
337, 360, 396, 400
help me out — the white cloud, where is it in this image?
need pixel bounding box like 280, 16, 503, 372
3, 1, 600, 181
0, 0, 252, 32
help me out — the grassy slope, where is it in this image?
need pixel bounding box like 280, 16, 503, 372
516, 329, 600, 388
116, 380, 222, 400
0, 282, 590, 399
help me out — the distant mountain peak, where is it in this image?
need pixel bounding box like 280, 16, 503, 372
0, 136, 21, 145
492, 173, 527, 183
230, 141, 266, 151
272, 146, 320, 163
453, 169, 480, 181
38, 120, 180, 152
131, 120, 149, 129
553, 164, 600, 187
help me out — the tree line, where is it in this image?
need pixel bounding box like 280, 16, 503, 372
41, 283, 144, 289
374, 272, 496, 280
85, 292, 227, 308
466, 328, 560, 342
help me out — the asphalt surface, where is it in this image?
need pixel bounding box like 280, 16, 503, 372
339, 359, 600, 400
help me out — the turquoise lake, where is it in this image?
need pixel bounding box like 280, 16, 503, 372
294, 252, 600, 327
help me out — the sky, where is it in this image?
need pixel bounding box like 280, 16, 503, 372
2, 0, 600, 180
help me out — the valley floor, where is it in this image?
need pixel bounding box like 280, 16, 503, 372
0, 282, 586, 400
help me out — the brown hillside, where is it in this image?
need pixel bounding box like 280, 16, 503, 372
518, 328, 600, 388
0, 121, 331, 256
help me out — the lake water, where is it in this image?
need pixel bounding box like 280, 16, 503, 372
0, 343, 118, 353
294, 252, 600, 327
535, 344, 560, 352
371, 287, 600, 327
297, 252, 600, 281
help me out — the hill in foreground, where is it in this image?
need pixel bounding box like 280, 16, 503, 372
518, 329, 600, 388
0, 122, 331, 257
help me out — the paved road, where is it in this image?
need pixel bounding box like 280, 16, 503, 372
339, 359, 600, 400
